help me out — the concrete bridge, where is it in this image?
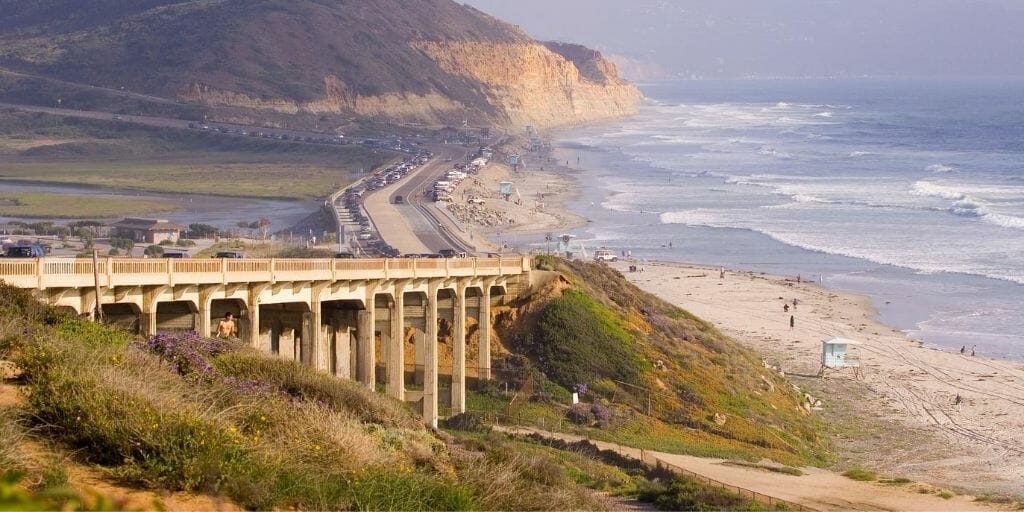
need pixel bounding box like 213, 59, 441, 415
0, 256, 532, 427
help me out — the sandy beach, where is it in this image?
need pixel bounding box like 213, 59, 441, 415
610, 260, 1024, 497
440, 143, 587, 248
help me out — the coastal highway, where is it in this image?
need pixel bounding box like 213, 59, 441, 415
363, 144, 475, 254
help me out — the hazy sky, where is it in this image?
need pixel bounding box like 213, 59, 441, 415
463, 0, 1024, 78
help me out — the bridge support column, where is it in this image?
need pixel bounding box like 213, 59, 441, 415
388, 282, 406, 400
247, 285, 267, 350
452, 281, 467, 415
332, 315, 352, 379
423, 282, 439, 428
478, 279, 494, 381
357, 287, 376, 389
310, 283, 329, 372
141, 286, 165, 336
198, 285, 218, 338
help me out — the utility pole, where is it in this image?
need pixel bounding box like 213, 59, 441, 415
92, 249, 103, 322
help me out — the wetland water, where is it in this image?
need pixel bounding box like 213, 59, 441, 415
0, 181, 320, 232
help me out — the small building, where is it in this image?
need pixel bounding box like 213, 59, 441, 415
820, 337, 863, 378
112, 218, 183, 244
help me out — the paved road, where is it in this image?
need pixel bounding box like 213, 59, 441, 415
364, 144, 474, 254
0, 101, 360, 146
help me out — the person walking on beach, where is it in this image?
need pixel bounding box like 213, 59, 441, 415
784, 304, 790, 313
954, 393, 963, 412
960, 345, 966, 355
971, 345, 976, 356
790, 315, 795, 329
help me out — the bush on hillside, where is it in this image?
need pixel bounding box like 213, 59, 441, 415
519, 289, 646, 390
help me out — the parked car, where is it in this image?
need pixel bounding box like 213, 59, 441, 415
393, 195, 404, 205
214, 251, 244, 259
438, 249, 457, 258
334, 252, 356, 259
467, 197, 485, 205
5, 245, 44, 258
162, 252, 187, 258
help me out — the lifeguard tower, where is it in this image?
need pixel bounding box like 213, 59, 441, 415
818, 337, 863, 379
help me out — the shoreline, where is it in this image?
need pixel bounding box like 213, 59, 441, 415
610, 259, 1024, 496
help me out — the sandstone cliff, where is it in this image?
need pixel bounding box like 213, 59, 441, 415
0, 0, 642, 129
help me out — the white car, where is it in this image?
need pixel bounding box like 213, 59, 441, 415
593, 249, 618, 262
468, 197, 486, 205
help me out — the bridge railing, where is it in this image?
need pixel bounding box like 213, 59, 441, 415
0, 256, 531, 290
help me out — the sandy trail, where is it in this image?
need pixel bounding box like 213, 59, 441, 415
613, 261, 1024, 496
504, 427, 994, 512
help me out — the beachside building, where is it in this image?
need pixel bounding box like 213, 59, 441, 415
112, 218, 183, 244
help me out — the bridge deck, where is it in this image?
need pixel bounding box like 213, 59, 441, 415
0, 256, 529, 290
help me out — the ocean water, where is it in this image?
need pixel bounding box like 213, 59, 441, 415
547, 79, 1024, 360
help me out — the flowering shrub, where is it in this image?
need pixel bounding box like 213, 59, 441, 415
137, 331, 269, 395
565, 403, 591, 425
590, 403, 613, 425
137, 331, 232, 377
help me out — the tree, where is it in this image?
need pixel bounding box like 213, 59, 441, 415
144, 245, 164, 257
76, 227, 95, 250
110, 237, 135, 257
254, 217, 271, 242
187, 223, 218, 239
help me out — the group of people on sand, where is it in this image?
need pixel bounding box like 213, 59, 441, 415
960, 344, 977, 357
784, 298, 798, 328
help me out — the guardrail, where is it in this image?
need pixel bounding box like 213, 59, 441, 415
0, 256, 530, 290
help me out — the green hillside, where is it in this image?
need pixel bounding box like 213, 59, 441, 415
480, 257, 830, 466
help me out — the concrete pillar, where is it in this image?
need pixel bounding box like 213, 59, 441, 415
332, 315, 351, 379
423, 283, 439, 428
452, 283, 467, 414
247, 286, 264, 349
478, 281, 493, 380
141, 286, 164, 336
357, 295, 376, 389
388, 284, 405, 400
198, 289, 215, 338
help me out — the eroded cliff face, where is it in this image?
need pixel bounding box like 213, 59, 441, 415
178, 41, 641, 129
413, 41, 643, 128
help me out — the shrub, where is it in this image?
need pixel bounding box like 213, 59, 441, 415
143, 245, 164, 257
638, 475, 778, 511
443, 412, 489, 432
843, 468, 877, 481
520, 290, 645, 390
158, 239, 174, 246
590, 403, 613, 426
566, 403, 591, 425
175, 239, 197, 247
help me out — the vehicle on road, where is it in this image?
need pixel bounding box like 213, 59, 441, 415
162, 252, 187, 258
334, 252, 356, 259
393, 195, 404, 205
4, 245, 44, 258
438, 249, 458, 258
214, 251, 244, 258
593, 248, 618, 263
467, 197, 485, 205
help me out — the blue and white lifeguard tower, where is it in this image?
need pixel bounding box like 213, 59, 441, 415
819, 337, 863, 379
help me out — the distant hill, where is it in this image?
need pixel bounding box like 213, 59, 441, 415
0, 0, 641, 128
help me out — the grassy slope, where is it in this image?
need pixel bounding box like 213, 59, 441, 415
0, 192, 181, 218
483, 256, 830, 467
0, 285, 614, 511
0, 110, 394, 199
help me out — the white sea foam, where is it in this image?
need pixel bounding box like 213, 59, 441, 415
815, 112, 834, 118
927, 164, 955, 173
848, 151, 873, 157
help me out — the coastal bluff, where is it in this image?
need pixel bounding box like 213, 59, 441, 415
0, 0, 641, 129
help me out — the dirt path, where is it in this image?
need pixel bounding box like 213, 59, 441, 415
502, 427, 996, 512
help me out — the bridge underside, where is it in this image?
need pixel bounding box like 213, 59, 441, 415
38, 276, 520, 427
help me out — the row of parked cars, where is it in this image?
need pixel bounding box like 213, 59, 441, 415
187, 123, 348, 145
337, 151, 433, 257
